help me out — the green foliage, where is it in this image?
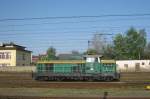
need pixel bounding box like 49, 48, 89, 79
113, 27, 147, 59
39, 56, 48, 61
46, 46, 57, 60
143, 42, 150, 59
39, 46, 57, 61
103, 44, 116, 59
113, 33, 128, 59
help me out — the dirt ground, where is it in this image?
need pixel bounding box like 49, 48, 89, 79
0, 96, 150, 99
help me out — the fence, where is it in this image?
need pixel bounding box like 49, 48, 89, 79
0, 66, 36, 72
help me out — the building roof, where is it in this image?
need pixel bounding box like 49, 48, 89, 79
83, 55, 103, 58
2, 42, 26, 48
32, 55, 39, 62
0, 42, 32, 53
58, 53, 82, 60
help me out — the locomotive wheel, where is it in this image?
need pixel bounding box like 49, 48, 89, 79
36, 76, 48, 81
55, 77, 63, 81
43, 76, 49, 81
87, 77, 94, 82
105, 76, 113, 82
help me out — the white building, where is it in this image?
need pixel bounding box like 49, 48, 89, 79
116, 60, 150, 72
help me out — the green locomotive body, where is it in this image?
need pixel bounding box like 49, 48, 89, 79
34, 55, 120, 81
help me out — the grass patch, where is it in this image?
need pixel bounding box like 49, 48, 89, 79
0, 88, 149, 97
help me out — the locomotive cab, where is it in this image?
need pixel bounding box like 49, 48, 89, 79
83, 55, 102, 73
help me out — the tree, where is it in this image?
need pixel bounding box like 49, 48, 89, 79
113, 27, 147, 59
138, 29, 147, 59
89, 34, 106, 54
125, 28, 146, 59
39, 55, 48, 61
46, 46, 57, 60
143, 42, 150, 59
103, 44, 116, 59
113, 33, 127, 59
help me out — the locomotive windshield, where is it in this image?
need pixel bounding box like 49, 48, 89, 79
83, 55, 102, 63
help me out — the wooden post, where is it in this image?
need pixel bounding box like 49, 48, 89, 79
103, 92, 108, 99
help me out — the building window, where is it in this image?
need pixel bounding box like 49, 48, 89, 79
95, 58, 98, 62
142, 62, 145, 65
2, 53, 5, 59
0, 63, 9, 67
6, 53, 9, 59
135, 63, 140, 71
124, 64, 128, 69
22, 54, 25, 60
0, 52, 11, 59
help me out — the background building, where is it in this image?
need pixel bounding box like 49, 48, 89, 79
116, 60, 150, 72
32, 55, 39, 64
0, 42, 32, 66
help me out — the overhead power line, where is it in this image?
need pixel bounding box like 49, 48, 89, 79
0, 24, 149, 33
0, 13, 150, 22
0, 17, 150, 27
0, 26, 121, 32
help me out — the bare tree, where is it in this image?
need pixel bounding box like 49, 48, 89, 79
88, 33, 111, 54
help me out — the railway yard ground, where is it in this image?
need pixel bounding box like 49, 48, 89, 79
0, 72, 150, 99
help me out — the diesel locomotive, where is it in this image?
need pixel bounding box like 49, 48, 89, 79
34, 55, 120, 81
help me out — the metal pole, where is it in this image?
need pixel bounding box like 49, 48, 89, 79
88, 40, 89, 49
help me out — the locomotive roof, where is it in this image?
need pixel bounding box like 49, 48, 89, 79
37, 60, 86, 64
83, 55, 103, 58
37, 59, 115, 64
101, 60, 116, 64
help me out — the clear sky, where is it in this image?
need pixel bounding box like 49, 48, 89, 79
0, 0, 150, 55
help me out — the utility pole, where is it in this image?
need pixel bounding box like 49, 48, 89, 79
88, 40, 90, 49
88, 33, 113, 54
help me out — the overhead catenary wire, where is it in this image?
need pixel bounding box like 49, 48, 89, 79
0, 25, 148, 35
0, 24, 149, 32
0, 28, 118, 34
0, 16, 150, 27
0, 13, 150, 22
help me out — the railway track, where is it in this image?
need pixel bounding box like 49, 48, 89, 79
0, 95, 150, 99
0, 80, 135, 88
0, 72, 150, 88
